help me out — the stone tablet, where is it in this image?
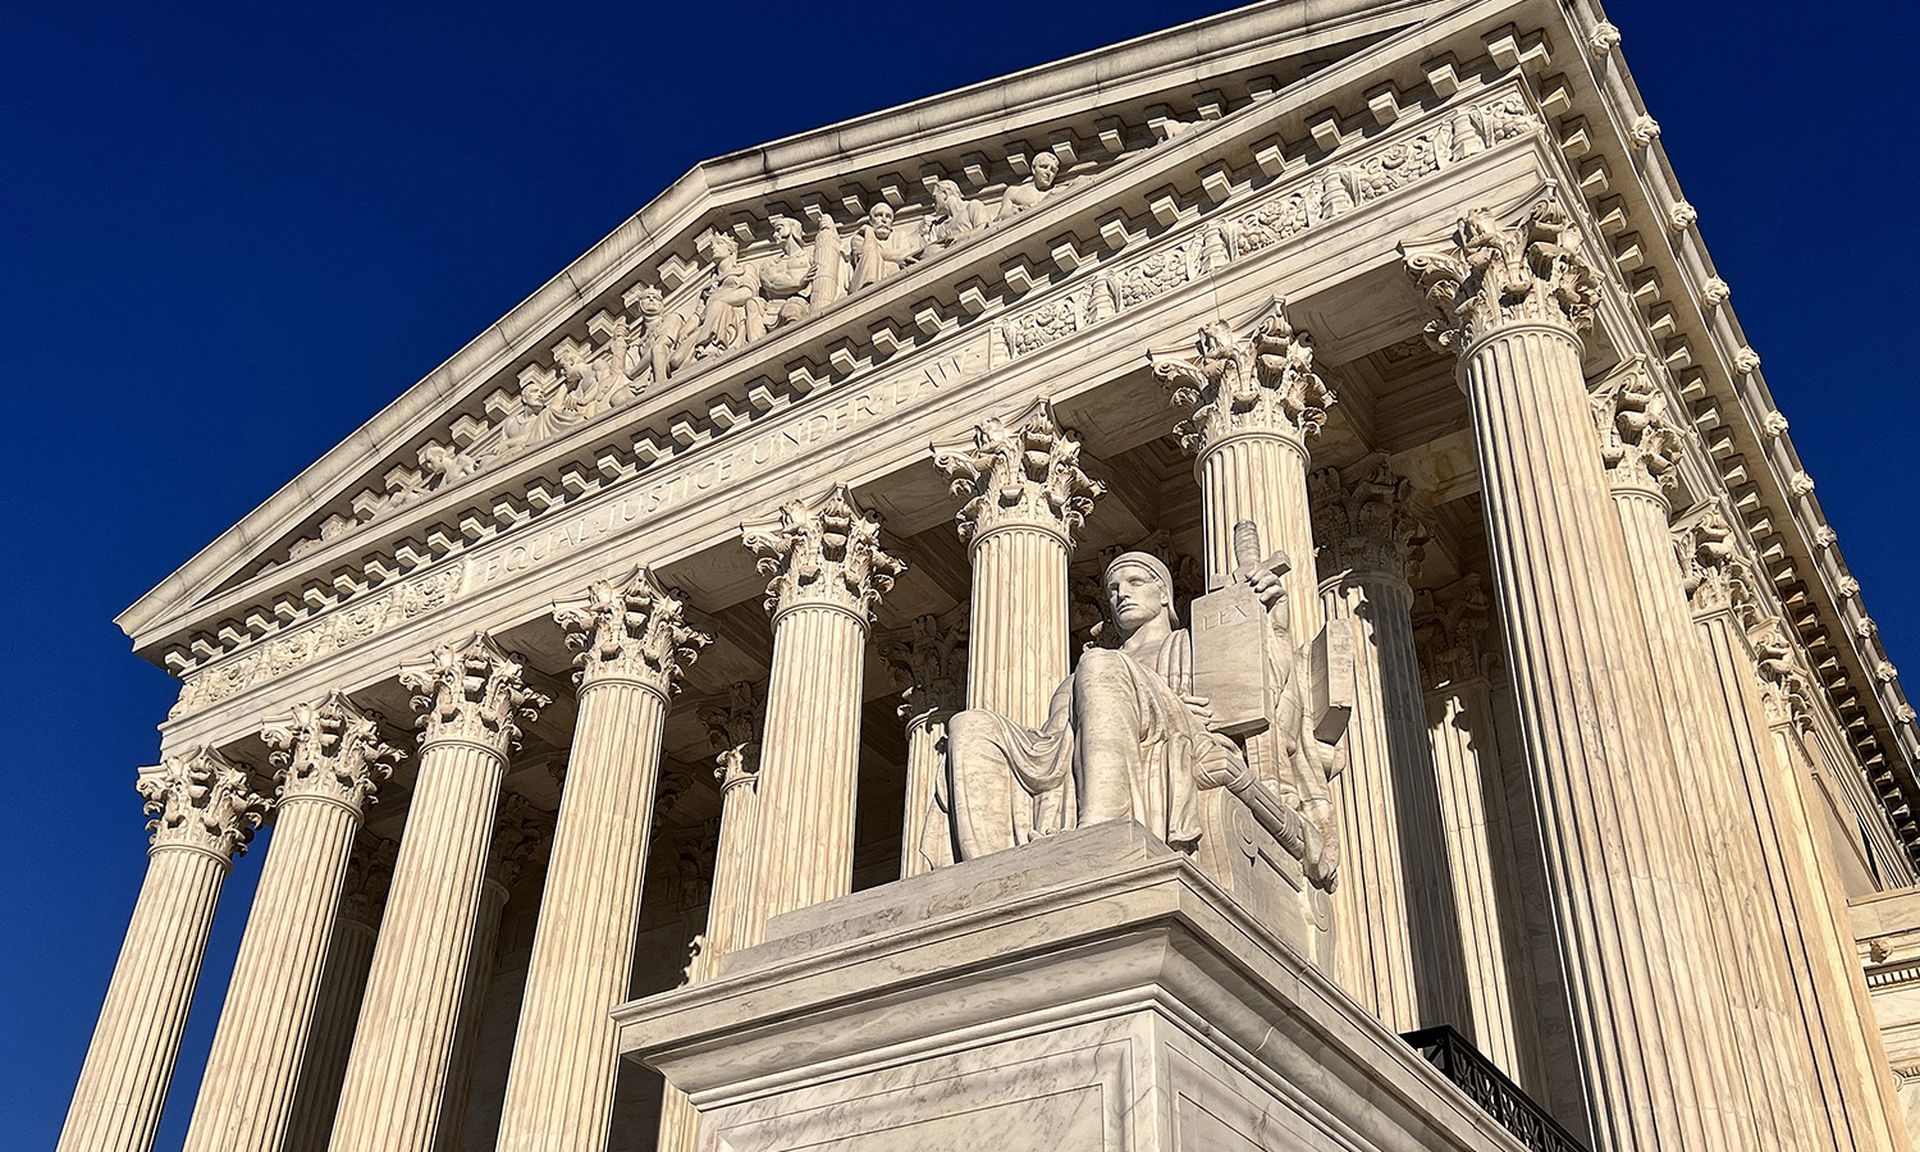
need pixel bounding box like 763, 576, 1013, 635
1307, 618, 1356, 744
1187, 581, 1270, 737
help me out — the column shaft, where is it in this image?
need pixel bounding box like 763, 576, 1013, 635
750, 603, 868, 936
183, 798, 360, 1151
900, 711, 948, 878
285, 918, 377, 1152
58, 848, 228, 1152
495, 678, 670, 1151
1464, 323, 1722, 1152
1322, 569, 1466, 1031
1426, 678, 1529, 1076
1200, 433, 1317, 637
435, 877, 510, 1152
966, 525, 1068, 726
328, 740, 506, 1151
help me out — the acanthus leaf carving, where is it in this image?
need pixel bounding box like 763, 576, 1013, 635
1310, 455, 1428, 581
931, 399, 1104, 547
700, 681, 765, 792
885, 614, 968, 724
137, 747, 269, 861
1413, 575, 1495, 689
398, 632, 550, 754
552, 566, 710, 695
1401, 198, 1602, 354
1150, 298, 1333, 452
742, 483, 904, 623
261, 690, 404, 815
1590, 359, 1685, 494
1675, 505, 1758, 624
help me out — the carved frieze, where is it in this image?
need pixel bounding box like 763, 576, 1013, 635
169, 84, 1541, 722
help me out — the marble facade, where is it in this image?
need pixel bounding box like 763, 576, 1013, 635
61, 1, 1920, 1151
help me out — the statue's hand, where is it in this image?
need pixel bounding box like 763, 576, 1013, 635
1246, 565, 1285, 608
1181, 692, 1218, 729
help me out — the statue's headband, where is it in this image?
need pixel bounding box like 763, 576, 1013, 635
1104, 551, 1175, 595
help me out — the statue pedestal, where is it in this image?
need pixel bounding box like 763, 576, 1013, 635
615, 822, 1524, 1151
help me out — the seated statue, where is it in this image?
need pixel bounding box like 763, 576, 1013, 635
941, 525, 1351, 958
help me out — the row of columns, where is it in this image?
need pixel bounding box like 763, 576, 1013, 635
62, 196, 1906, 1152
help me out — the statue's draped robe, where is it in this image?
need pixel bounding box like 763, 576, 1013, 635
946, 629, 1241, 860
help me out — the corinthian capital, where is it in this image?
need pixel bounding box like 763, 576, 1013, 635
1413, 576, 1495, 688
885, 614, 968, 724
487, 791, 551, 890
1675, 505, 1757, 622
1590, 359, 1685, 495
340, 832, 398, 925
1310, 456, 1427, 581
137, 747, 269, 862
552, 566, 710, 695
1401, 199, 1602, 353
1748, 614, 1814, 730
1149, 298, 1335, 452
930, 400, 1104, 547
261, 691, 403, 816
399, 632, 551, 754
742, 483, 905, 624
699, 681, 764, 792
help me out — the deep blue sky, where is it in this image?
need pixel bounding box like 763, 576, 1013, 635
3, 0, 1916, 1146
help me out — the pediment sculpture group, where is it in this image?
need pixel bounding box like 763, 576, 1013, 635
365, 157, 1077, 521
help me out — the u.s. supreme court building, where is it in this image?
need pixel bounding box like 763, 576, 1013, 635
57, 2, 1920, 1151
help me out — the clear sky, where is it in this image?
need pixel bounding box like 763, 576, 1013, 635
3, 0, 1916, 1146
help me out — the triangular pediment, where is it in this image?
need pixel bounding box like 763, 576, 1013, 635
120, 0, 1463, 665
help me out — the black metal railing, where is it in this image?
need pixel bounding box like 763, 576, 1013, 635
1402, 1025, 1589, 1152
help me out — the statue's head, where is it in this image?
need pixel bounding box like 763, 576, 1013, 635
869, 202, 895, 236
1031, 151, 1061, 190
1104, 551, 1177, 635
932, 179, 963, 212
770, 215, 803, 243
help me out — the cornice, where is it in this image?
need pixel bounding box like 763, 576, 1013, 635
116, 0, 1452, 648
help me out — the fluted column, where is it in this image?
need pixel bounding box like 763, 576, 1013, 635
1682, 509, 1907, 1152
1311, 457, 1467, 1033
656, 683, 765, 1152
740, 483, 903, 942
933, 401, 1099, 853
1151, 300, 1331, 640
1414, 578, 1533, 1079
1593, 365, 1784, 1150
184, 695, 401, 1152
886, 616, 967, 876
1402, 200, 1728, 1152
327, 633, 548, 1152
494, 569, 707, 1152
286, 834, 395, 1152
58, 748, 267, 1152
934, 399, 1101, 724
438, 795, 546, 1152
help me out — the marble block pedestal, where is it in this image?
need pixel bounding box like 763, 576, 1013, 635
615, 822, 1526, 1152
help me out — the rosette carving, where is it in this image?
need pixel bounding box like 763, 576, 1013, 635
699, 681, 765, 792
930, 400, 1104, 547
1310, 456, 1427, 581
137, 747, 269, 861
742, 483, 904, 623
1149, 299, 1334, 451
399, 632, 550, 754
261, 691, 403, 815
552, 566, 710, 695
1401, 200, 1602, 353
1590, 359, 1685, 494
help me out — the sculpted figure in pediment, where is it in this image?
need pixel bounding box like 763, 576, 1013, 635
679, 230, 773, 365
760, 214, 848, 325
553, 339, 637, 414
472, 373, 585, 463
994, 150, 1064, 221
851, 202, 926, 291
928, 179, 993, 249
628, 284, 694, 389
944, 529, 1352, 921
